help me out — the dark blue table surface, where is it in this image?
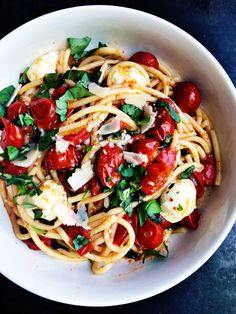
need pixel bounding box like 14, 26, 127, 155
0, 1, 235, 313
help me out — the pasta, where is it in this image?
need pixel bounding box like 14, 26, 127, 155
0, 36, 221, 275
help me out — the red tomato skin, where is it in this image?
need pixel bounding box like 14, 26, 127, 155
7, 101, 28, 121
131, 139, 159, 166
137, 219, 164, 250
133, 134, 146, 141
156, 147, 177, 169
51, 84, 68, 100
141, 163, 169, 195
0, 160, 28, 175
0, 118, 25, 149
88, 177, 101, 196
180, 208, 201, 229
63, 129, 89, 146
202, 154, 216, 186
29, 98, 59, 130
113, 212, 139, 246
160, 217, 172, 229
190, 171, 205, 199
130, 51, 159, 69
64, 226, 94, 256
173, 82, 201, 114
22, 236, 52, 251
96, 144, 124, 188
43, 146, 81, 170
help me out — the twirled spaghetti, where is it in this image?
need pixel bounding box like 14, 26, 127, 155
0, 37, 221, 274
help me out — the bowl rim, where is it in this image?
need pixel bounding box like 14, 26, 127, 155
0, 4, 236, 307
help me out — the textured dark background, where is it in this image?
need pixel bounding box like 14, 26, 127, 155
0, 1, 235, 313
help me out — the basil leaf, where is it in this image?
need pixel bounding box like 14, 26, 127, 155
72, 234, 90, 251
34, 84, 50, 99
117, 163, 135, 178
71, 83, 93, 98
67, 36, 91, 60
0, 85, 15, 117
137, 200, 162, 226
65, 69, 101, 84
136, 115, 151, 126
29, 225, 47, 235
158, 134, 173, 150
19, 67, 29, 84
180, 165, 195, 179
142, 248, 168, 264
156, 99, 181, 123
17, 113, 34, 127
38, 129, 58, 151
106, 176, 113, 182
82, 42, 107, 58
0, 173, 42, 198
85, 145, 92, 152
44, 73, 64, 88
121, 104, 143, 122
56, 99, 68, 122
7, 146, 19, 161
125, 249, 140, 260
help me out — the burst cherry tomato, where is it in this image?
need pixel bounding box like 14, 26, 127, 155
43, 146, 81, 170
29, 98, 59, 130
96, 144, 124, 188
190, 171, 205, 199
113, 212, 139, 246
173, 82, 201, 114
63, 129, 89, 146
141, 148, 176, 195
64, 226, 94, 256
160, 216, 172, 229
180, 208, 201, 229
0, 118, 24, 149
0, 160, 28, 175
22, 236, 52, 251
7, 100, 28, 121
88, 176, 101, 196
130, 51, 159, 69
132, 138, 159, 166
137, 219, 164, 250
51, 84, 68, 100
202, 154, 216, 186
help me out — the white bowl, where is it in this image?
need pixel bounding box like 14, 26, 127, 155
0, 5, 235, 307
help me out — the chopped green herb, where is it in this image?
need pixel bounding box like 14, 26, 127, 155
137, 200, 162, 226
1, 145, 31, 161
44, 73, 64, 88
156, 99, 181, 123
177, 204, 183, 211
158, 134, 173, 150
17, 113, 34, 127
142, 243, 169, 263
180, 165, 195, 179
29, 225, 47, 235
106, 176, 113, 182
82, 42, 107, 57
121, 104, 143, 122
72, 234, 90, 251
125, 249, 140, 260
85, 145, 92, 152
67, 36, 91, 60
19, 67, 30, 84
33, 209, 43, 220
34, 89, 50, 99
0, 85, 15, 117
38, 129, 58, 151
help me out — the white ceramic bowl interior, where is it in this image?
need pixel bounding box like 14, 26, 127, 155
0, 6, 235, 306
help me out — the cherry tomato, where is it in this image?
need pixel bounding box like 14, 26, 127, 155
57, 170, 88, 193
160, 216, 172, 229
133, 134, 146, 141
137, 219, 164, 250
96, 144, 124, 188
141, 163, 169, 195
180, 208, 201, 229
43, 146, 81, 170
173, 82, 201, 114
0, 160, 28, 175
190, 171, 205, 199
66, 107, 74, 118
29, 98, 59, 130
130, 51, 159, 69
113, 212, 139, 246
7, 100, 28, 121
63, 129, 89, 146
202, 154, 216, 186
51, 84, 68, 100
64, 226, 94, 256
132, 138, 159, 165
88, 176, 101, 196
156, 147, 177, 169
0, 118, 24, 149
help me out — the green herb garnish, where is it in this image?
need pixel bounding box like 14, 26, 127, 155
38, 129, 58, 151
180, 165, 195, 179
19, 67, 29, 84
177, 204, 183, 211
67, 36, 92, 60
33, 209, 43, 220
1, 145, 31, 161
137, 200, 162, 227
18, 113, 34, 127
0, 85, 15, 117
158, 134, 173, 150
142, 242, 169, 263
156, 99, 181, 123
72, 234, 90, 251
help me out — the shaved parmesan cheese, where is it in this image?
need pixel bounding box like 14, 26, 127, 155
96, 116, 121, 135
6, 85, 22, 107
88, 82, 111, 98
11, 145, 39, 168
68, 161, 94, 191
123, 151, 148, 166
75, 205, 90, 230
55, 135, 70, 153
124, 93, 148, 109
112, 133, 133, 148
141, 105, 156, 133
27, 51, 59, 81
